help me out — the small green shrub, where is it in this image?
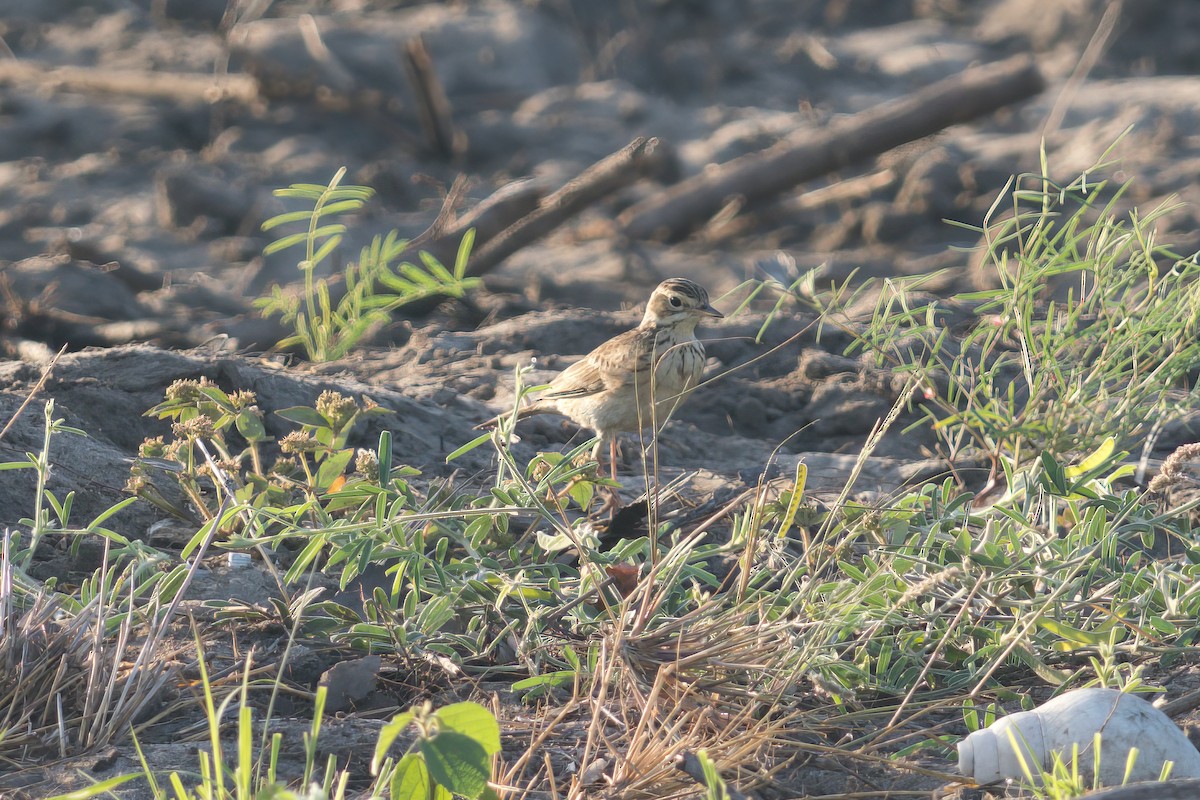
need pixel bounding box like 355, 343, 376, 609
849, 149, 1200, 467
256, 167, 479, 362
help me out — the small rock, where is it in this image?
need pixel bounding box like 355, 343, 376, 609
5, 254, 149, 320
804, 374, 890, 437
319, 655, 382, 713
731, 394, 769, 436
797, 350, 859, 380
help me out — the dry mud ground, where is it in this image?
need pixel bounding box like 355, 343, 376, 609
7, 1, 1200, 797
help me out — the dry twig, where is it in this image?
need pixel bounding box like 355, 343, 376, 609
0, 59, 259, 105
468, 136, 671, 277
618, 55, 1044, 241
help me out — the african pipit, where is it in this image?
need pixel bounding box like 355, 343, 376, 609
484, 277, 722, 481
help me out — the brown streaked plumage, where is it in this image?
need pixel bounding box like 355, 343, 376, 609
483, 278, 722, 483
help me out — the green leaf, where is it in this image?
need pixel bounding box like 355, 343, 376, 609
263, 231, 313, 255
315, 198, 368, 217
377, 430, 393, 483
261, 209, 318, 231
284, 535, 328, 583
311, 233, 344, 268
1066, 436, 1116, 478
401, 262, 440, 288
1039, 451, 1069, 494
1037, 618, 1111, 647
378, 271, 416, 294
43, 774, 139, 800
235, 409, 267, 442
536, 530, 575, 553
446, 432, 493, 463
419, 249, 455, 283
309, 223, 348, 241
1010, 643, 1073, 685
512, 671, 575, 692
84, 496, 137, 531
454, 228, 475, 278
1105, 463, 1136, 483
372, 711, 416, 772
566, 479, 593, 510
433, 702, 501, 755
695, 749, 728, 800
275, 183, 334, 197
776, 461, 808, 538
389, 752, 433, 800
420, 731, 491, 799
317, 448, 355, 492
276, 406, 330, 428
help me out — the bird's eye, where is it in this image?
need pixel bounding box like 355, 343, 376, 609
669, 295, 683, 308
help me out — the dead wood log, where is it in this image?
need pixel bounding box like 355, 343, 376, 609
0, 59, 260, 106
467, 136, 670, 277
7, 307, 189, 349
1159, 688, 1200, 719
296, 13, 356, 92
618, 55, 1044, 242
400, 177, 541, 279
700, 167, 897, 243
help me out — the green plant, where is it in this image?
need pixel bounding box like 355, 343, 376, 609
132, 381, 389, 525
36, 143, 1200, 800
256, 168, 480, 362
127, 636, 442, 800
1006, 731, 1165, 800
694, 749, 733, 800
371, 701, 501, 800
845, 146, 1200, 469
3, 400, 136, 568
1, 482, 190, 778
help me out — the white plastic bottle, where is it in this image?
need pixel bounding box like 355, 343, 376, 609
958, 688, 1200, 786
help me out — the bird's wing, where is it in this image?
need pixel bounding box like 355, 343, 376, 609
541, 328, 654, 400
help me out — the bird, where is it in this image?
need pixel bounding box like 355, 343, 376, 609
483, 277, 723, 486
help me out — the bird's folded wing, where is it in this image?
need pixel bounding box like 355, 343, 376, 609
541, 329, 653, 400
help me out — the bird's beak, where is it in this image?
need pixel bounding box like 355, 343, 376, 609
701, 303, 724, 318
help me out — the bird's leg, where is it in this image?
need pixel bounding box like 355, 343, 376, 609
590, 436, 621, 516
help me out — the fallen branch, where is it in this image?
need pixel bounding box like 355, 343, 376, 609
618, 55, 1044, 241
699, 167, 897, 243
468, 136, 670, 276
0, 59, 259, 105
407, 177, 542, 277
297, 13, 356, 91
403, 34, 465, 160
359, 176, 541, 318
255, 139, 662, 343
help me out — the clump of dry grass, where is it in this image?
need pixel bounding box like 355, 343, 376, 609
0, 535, 173, 767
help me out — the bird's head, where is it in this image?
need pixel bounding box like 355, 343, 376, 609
641, 278, 723, 330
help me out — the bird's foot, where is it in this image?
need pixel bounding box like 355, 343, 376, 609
594, 482, 623, 518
